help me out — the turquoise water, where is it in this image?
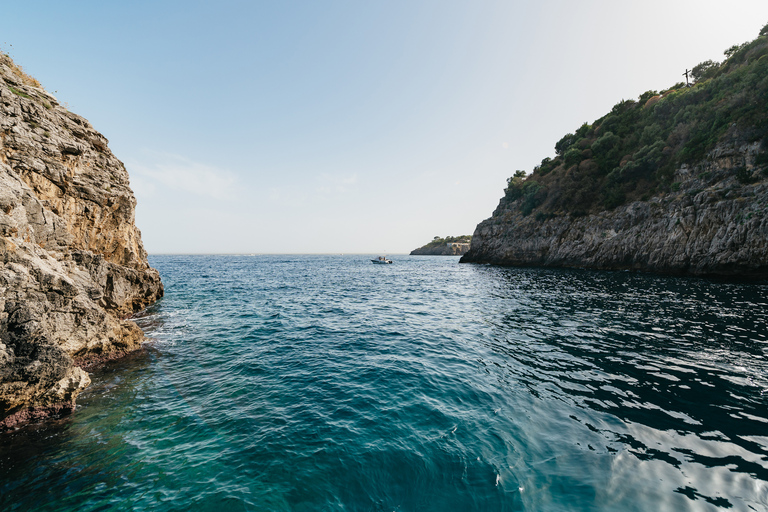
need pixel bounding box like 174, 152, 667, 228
1, 255, 767, 511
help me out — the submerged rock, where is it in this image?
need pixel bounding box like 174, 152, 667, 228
0, 53, 163, 428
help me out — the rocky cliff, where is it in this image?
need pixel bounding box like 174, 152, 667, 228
461, 139, 768, 276
462, 28, 768, 276
0, 54, 163, 428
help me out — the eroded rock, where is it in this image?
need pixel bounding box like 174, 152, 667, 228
461, 140, 768, 277
0, 53, 163, 429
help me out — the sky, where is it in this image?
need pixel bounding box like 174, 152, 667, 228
3, 1, 768, 254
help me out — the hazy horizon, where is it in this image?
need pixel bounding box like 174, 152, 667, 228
4, 1, 768, 254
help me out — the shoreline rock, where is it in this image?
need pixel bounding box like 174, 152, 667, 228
0, 53, 163, 429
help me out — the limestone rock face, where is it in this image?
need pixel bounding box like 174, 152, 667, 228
0, 54, 163, 428
461, 140, 768, 276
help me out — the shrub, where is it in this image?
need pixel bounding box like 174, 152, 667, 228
505, 170, 526, 188
725, 43, 748, 58
691, 60, 720, 82
564, 147, 582, 168
591, 131, 621, 171
538, 157, 556, 176
661, 82, 686, 95
602, 185, 626, 209
611, 99, 636, 115
638, 90, 658, 103
555, 133, 577, 156
640, 124, 662, 145
575, 122, 591, 138
505, 170, 527, 199
644, 95, 661, 108
630, 141, 666, 176
520, 181, 545, 216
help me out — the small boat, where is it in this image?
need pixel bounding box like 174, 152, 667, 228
371, 255, 393, 264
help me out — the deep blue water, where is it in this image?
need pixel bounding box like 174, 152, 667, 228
1, 255, 768, 511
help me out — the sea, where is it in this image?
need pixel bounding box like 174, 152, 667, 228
1, 254, 767, 511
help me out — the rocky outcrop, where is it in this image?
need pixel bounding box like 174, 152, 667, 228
461, 140, 768, 276
0, 54, 163, 428
411, 236, 472, 256
411, 242, 471, 256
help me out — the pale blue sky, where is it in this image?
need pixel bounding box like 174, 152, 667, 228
4, 1, 768, 254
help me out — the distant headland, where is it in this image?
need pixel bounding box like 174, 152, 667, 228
411, 235, 472, 256
462, 24, 768, 277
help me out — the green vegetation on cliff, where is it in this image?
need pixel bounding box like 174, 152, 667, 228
411, 235, 472, 255
504, 23, 768, 218
422, 235, 472, 248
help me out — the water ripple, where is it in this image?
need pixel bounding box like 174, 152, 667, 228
1, 255, 766, 511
